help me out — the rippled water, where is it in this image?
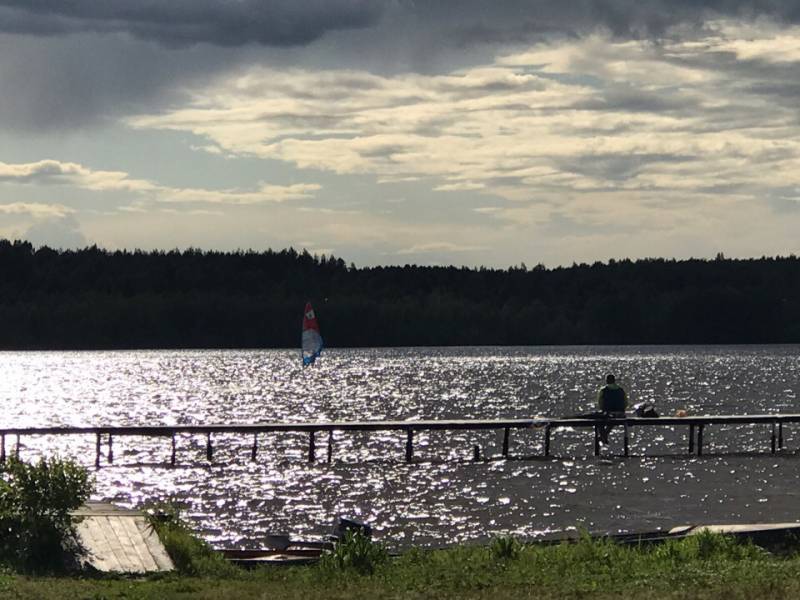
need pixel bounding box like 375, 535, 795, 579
0, 345, 799, 549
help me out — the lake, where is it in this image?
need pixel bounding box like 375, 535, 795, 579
0, 345, 798, 549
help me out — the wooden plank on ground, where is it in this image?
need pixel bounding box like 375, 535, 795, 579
75, 517, 117, 572
97, 515, 130, 572
119, 515, 159, 572
106, 514, 147, 572
137, 519, 175, 571
71, 504, 174, 573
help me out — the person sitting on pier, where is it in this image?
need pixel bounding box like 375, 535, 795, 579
597, 374, 628, 444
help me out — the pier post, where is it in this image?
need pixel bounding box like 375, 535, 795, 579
697, 425, 704, 456
108, 434, 113, 464
502, 427, 510, 458
771, 421, 776, 455
251, 433, 258, 462
689, 424, 695, 454
473, 445, 480, 461
171, 434, 176, 466
405, 429, 414, 463
1, 434, 5, 463
623, 423, 629, 457
15, 434, 19, 460
593, 425, 600, 456
95, 433, 101, 468
206, 433, 213, 462
308, 431, 316, 463
327, 431, 333, 463
544, 424, 551, 457
779, 421, 784, 450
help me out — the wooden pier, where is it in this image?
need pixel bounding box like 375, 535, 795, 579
0, 414, 798, 467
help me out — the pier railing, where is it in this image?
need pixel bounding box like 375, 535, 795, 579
1, 414, 799, 467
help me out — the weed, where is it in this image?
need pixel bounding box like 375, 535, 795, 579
320, 529, 388, 576
490, 536, 522, 561
146, 505, 239, 578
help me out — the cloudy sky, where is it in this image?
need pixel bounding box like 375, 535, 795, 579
2, 1, 800, 267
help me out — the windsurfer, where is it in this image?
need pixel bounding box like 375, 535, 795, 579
301, 302, 324, 366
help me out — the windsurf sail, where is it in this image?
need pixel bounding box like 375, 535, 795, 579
301, 301, 324, 366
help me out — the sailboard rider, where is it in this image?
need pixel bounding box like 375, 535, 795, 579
301, 302, 324, 366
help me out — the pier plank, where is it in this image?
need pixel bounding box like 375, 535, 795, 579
4, 414, 797, 463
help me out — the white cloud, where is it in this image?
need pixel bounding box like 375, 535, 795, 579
125, 20, 800, 239
682, 21, 800, 64
0, 159, 320, 206
0, 160, 154, 192
0, 201, 74, 218
158, 183, 320, 205
434, 181, 486, 191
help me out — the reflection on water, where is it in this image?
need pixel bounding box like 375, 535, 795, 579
0, 345, 799, 548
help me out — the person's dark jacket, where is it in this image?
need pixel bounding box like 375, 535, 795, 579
597, 383, 627, 413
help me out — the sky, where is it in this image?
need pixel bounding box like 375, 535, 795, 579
1, 1, 800, 268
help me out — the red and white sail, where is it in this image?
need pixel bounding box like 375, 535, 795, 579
301, 302, 324, 366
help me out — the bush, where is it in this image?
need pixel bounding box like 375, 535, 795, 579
146, 506, 239, 577
320, 530, 388, 576
490, 536, 522, 561
0, 456, 92, 572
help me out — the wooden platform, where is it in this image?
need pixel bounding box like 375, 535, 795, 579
2, 413, 800, 465
71, 502, 174, 573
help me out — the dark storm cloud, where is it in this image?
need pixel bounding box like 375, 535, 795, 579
0, 1, 385, 132
0, 33, 235, 131
421, 0, 800, 44
3, 1, 800, 48
0, 1, 384, 47
3, 0, 800, 133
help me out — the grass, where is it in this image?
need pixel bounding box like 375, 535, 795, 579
147, 508, 239, 579
3, 530, 800, 599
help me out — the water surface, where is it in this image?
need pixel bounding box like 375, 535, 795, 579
0, 345, 798, 549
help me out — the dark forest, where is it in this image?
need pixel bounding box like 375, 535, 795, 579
0, 239, 797, 349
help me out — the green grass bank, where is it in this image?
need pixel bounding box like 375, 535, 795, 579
4, 530, 800, 599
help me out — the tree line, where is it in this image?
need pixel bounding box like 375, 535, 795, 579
0, 239, 797, 349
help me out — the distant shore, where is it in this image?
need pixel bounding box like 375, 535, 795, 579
0, 240, 799, 349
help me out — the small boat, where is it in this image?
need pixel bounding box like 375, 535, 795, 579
221, 540, 331, 567
221, 518, 369, 566
301, 301, 324, 367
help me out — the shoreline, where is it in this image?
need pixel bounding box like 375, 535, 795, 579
4, 527, 800, 599
1, 342, 800, 352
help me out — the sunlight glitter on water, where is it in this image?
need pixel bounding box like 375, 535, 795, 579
0, 345, 799, 549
